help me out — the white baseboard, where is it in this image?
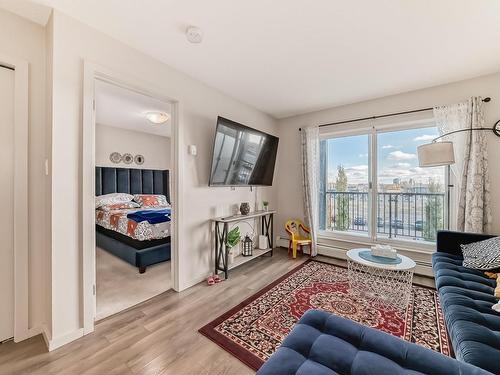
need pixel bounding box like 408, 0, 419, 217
13, 325, 41, 343
276, 237, 289, 248
45, 328, 84, 351
278, 237, 433, 276
180, 240, 292, 291
179, 240, 290, 291
317, 245, 348, 259
180, 237, 434, 292
28, 326, 42, 336
41, 324, 51, 349
178, 273, 208, 292
24, 326, 42, 341
14, 327, 40, 343
318, 244, 434, 277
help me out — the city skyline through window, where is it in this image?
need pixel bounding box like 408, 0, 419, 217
321, 124, 447, 243
326, 127, 444, 189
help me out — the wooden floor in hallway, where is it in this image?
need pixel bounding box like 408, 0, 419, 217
0, 248, 311, 375
0, 247, 435, 375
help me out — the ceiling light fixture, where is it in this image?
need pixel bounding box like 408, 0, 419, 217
186, 26, 203, 44
145, 111, 169, 124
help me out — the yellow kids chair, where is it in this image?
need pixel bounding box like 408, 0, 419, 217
285, 219, 312, 258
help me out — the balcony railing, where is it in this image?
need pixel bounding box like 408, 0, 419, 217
323, 191, 446, 242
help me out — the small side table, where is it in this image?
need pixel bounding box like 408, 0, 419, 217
212, 210, 275, 279
346, 248, 416, 310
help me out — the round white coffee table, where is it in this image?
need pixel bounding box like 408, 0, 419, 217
346, 248, 416, 310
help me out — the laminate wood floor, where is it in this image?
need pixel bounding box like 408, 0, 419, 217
0, 249, 434, 375
96, 247, 171, 320
0, 248, 310, 375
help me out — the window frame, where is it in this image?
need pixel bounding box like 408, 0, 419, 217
318, 117, 450, 252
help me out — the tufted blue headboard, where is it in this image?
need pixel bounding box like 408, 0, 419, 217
95, 167, 170, 203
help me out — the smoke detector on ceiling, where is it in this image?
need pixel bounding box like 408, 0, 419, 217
186, 26, 203, 44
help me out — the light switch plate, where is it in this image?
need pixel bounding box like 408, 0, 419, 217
188, 145, 197, 156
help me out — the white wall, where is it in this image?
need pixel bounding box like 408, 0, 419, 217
276, 72, 500, 241
13, 3, 500, 350
49, 10, 278, 344
0, 8, 48, 333
95, 124, 170, 170
44, 10, 53, 339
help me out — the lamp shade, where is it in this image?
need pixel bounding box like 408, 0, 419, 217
417, 141, 455, 167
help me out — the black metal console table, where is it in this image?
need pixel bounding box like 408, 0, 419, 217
212, 210, 275, 279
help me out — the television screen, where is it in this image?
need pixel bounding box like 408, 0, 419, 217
209, 117, 279, 186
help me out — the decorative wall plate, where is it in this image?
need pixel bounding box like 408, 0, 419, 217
123, 153, 133, 164
110, 152, 122, 164
134, 154, 145, 165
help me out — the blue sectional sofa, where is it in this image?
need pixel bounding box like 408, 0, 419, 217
432, 230, 499, 374
257, 309, 491, 375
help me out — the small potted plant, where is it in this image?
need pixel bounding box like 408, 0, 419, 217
226, 226, 241, 264
262, 201, 269, 211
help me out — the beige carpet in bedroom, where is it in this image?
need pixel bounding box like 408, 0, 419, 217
96, 247, 171, 320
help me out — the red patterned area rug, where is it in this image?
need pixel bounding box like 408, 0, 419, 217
199, 260, 451, 371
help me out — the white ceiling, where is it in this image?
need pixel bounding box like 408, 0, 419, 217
0, 0, 51, 25
12, 0, 500, 118
95, 79, 172, 137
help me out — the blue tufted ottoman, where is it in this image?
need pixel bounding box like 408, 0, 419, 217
257, 309, 492, 375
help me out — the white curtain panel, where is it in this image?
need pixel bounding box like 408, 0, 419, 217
300, 126, 320, 256
434, 97, 492, 233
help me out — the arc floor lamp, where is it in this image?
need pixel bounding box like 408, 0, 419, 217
418, 119, 500, 167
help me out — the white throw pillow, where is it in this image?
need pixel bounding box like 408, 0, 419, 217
461, 236, 500, 270
95, 193, 134, 209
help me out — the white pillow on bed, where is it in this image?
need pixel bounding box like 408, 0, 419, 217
95, 193, 134, 209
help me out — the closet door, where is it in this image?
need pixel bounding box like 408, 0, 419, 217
0, 66, 15, 342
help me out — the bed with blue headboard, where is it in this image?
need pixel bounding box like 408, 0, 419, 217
95, 167, 171, 273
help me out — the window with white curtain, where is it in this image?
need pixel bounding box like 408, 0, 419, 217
319, 120, 449, 246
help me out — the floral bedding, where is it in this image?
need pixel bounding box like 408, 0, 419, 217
96, 206, 170, 241
133, 194, 169, 208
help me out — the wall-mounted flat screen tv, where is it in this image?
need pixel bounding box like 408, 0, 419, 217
209, 117, 279, 187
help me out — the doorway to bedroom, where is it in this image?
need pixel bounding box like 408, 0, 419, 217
93, 79, 174, 320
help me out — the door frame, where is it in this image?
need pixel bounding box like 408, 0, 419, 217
0, 55, 30, 342
82, 61, 182, 334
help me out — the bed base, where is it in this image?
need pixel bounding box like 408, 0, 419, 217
96, 229, 171, 273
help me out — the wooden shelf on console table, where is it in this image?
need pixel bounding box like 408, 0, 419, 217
228, 248, 273, 271
212, 210, 275, 279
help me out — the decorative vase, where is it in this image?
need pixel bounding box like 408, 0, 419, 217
240, 202, 250, 215
228, 249, 236, 264
258, 235, 268, 250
